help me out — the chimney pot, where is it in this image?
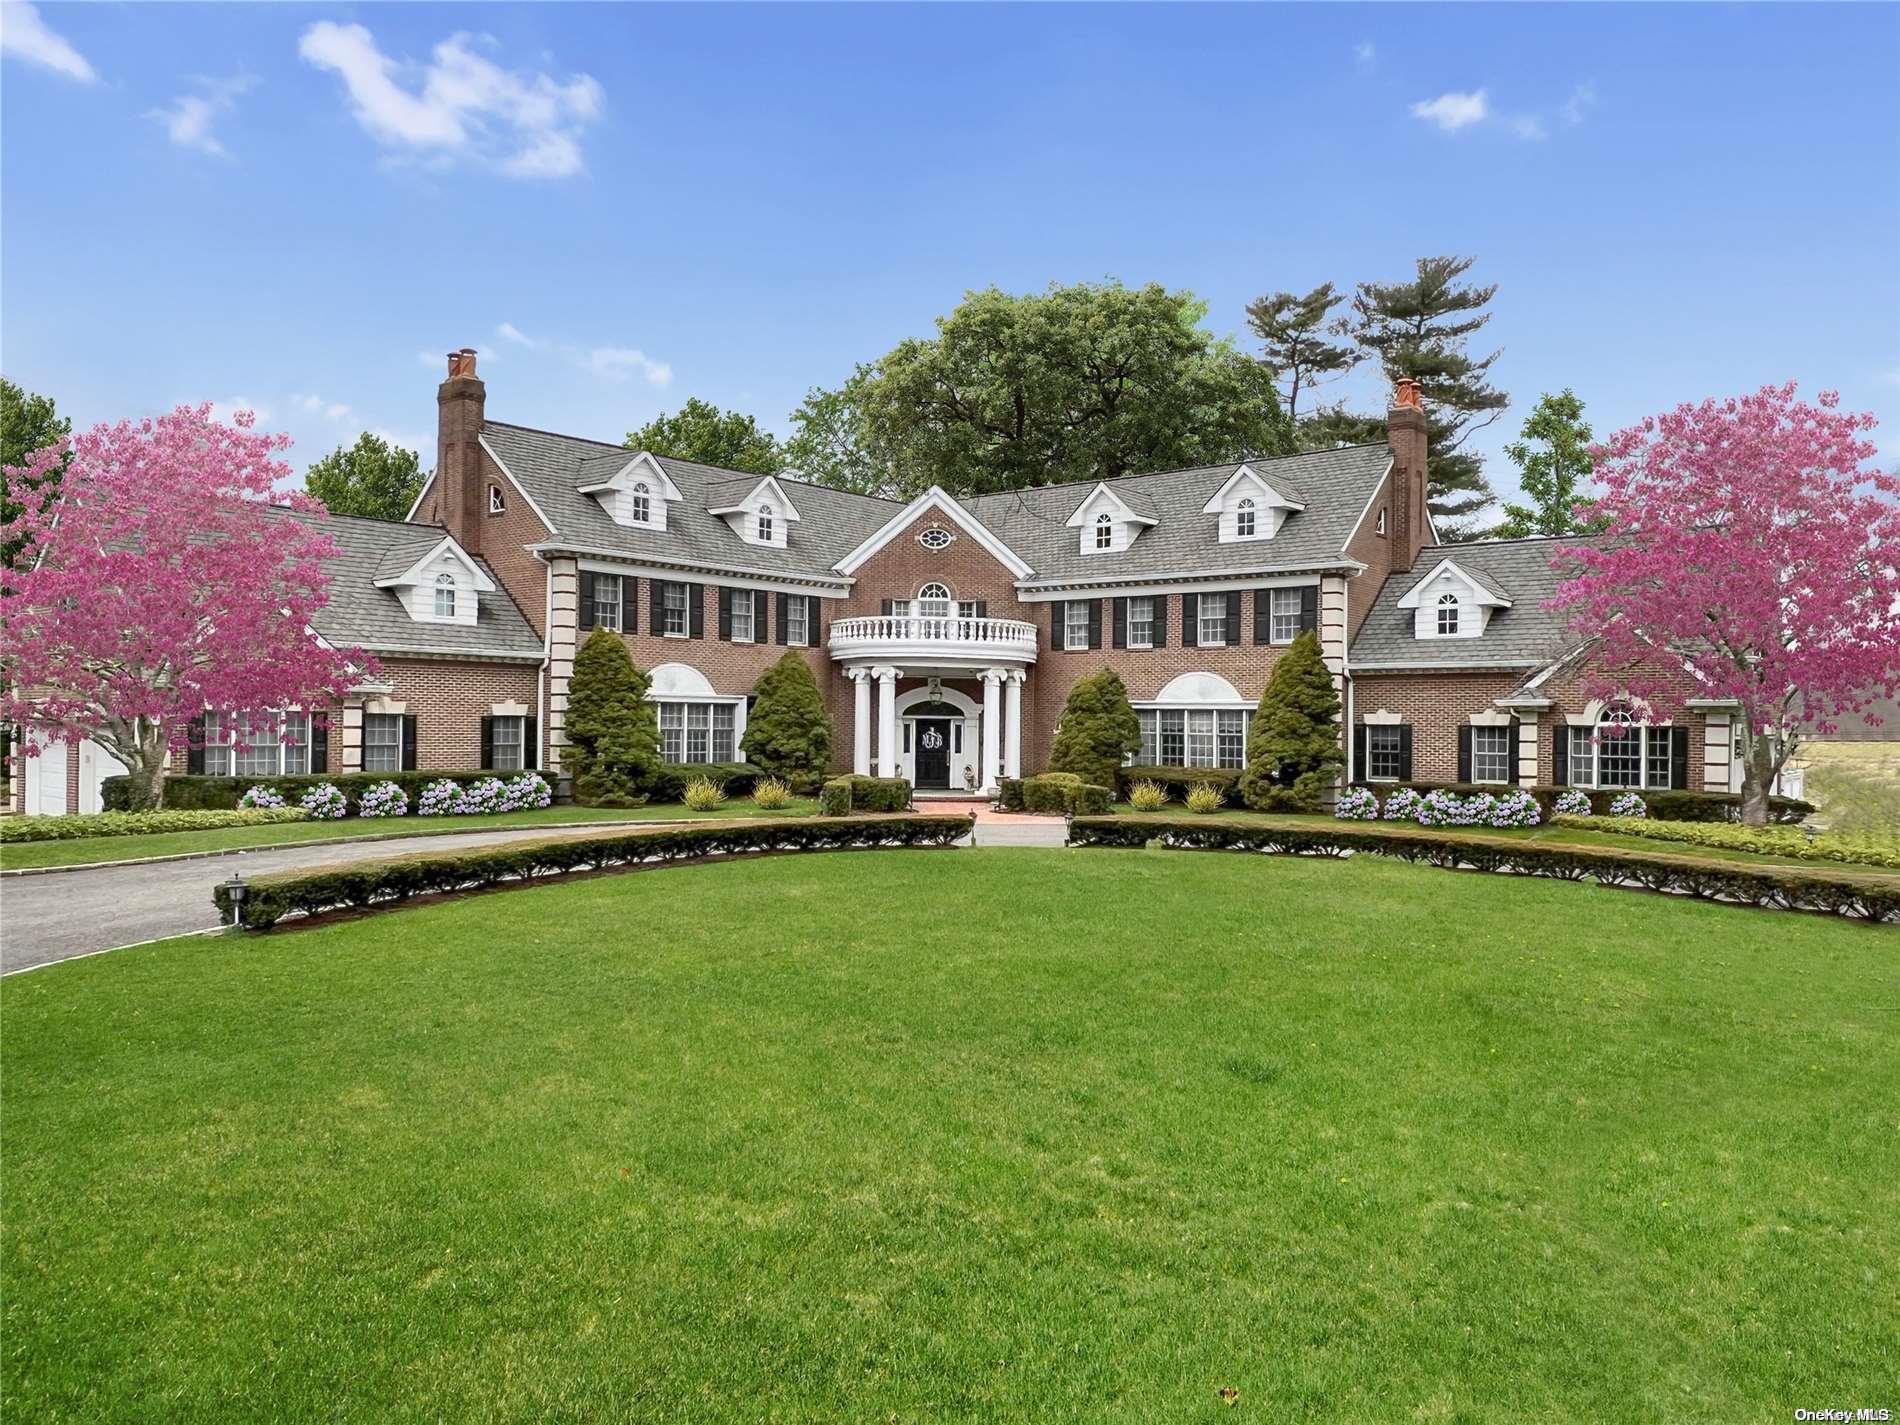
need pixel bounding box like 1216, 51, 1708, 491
1393, 377, 1423, 410
447, 348, 479, 380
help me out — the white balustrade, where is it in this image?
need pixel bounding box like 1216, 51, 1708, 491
828, 615, 1039, 658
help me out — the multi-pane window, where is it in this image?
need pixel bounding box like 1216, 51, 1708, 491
630, 483, 651, 523
1064, 601, 1091, 651
731, 592, 754, 642
1472, 725, 1513, 784
757, 505, 774, 542
206, 711, 310, 777
917, 583, 952, 618
1217, 710, 1247, 767
1199, 598, 1227, 647
1436, 593, 1460, 636
1645, 730, 1673, 789
1595, 713, 1643, 788
1269, 588, 1303, 645
1235, 498, 1256, 538
434, 574, 457, 619
663, 582, 689, 636
657, 703, 737, 763
1568, 713, 1674, 789
1366, 725, 1404, 781
1127, 596, 1154, 649
1136, 709, 1249, 769
786, 597, 809, 646
592, 573, 622, 631
490, 716, 525, 772
1094, 513, 1113, 550
363, 713, 403, 772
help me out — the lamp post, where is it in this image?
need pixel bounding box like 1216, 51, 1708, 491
221, 872, 249, 929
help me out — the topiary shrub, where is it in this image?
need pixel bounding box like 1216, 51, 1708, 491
819, 777, 853, 817
1069, 783, 1113, 817
1239, 630, 1343, 812
565, 627, 661, 806
1048, 670, 1140, 793
816, 774, 910, 815
995, 778, 1026, 812
1020, 775, 1075, 814
741, 652, 832, 790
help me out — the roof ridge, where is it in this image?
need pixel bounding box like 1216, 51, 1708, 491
1423, 533, 1603, 553
485, 419, 628, 452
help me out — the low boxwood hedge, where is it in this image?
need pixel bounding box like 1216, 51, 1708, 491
817, 775, 911, 816
215, 814, 973, 930
999, 774, 1112, 816
1066, 816, 1899, 923
1345, 782, 1813, 825
1, 807, 309, 844
1561, 815, 1900, 870
106, 771, 500, 814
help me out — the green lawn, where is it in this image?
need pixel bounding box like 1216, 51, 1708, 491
0, 798, 818, 871
5, 850, 1894, 1422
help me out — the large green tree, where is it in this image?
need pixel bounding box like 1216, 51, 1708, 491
1245, 281, 1360, 427
740, 652, 832, 789
564, 628, 662, 806
304, 433, 425, 522
1492, 390, 1608, 539
782, 373, 897, 496
1348, 255, 1509, 539
1238, 632, 1344, 813
2, 377, 72, 569
1048, 668, 1141, 792
791, 281, 1292, 499
626, 398, 784, 475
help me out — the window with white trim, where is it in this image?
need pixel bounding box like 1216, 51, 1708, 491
490, 715, 525, 772
1137, 709, 1250, 769
205, 710, 311, 778
1127, 596, 1154, 649
1199, 599, 1227, 647
731, 592, 754, 643
1094, 512, 1114, 550
917, 583, 952, 618
433, 574, 457, 620
592, 573, 622, 632
1376, 507, 1387, 536
630, 483, 652, 524
1235, 498, 1256, 538
658, 702, 737, 763
757, 505, 774, 543
488, 485, 505, 515
363, 713, 403, 772
1269, 588, 1303, 645
1065, 600, 1091, 651
1365, 725, 1404, 781
662, 582, 689, 637
1472, 725, 1512, 784
1436, 593, 1460, 636
1568, 710, 1673, 789
786, 597, 809, 647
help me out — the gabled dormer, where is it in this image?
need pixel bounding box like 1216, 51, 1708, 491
1396, 556, 1514, 640
372, 534, 495, 628
576, 450, 683, 531
707, 474, 802, 549
1064, 483, 1158, 556
1201, 464, 1305, 543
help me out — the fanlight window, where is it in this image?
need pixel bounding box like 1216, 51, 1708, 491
433, 573, 457, 619
1094, 512, 1114, 550
630, 482, 651, 523
1436, 593, 1460, 635
916, 582, 952, 618
1235, 498, 1256, 538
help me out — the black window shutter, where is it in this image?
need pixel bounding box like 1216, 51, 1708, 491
1509, 718, 1522, 782
808, 596, 821, 644
1299, 584, 1318, 633
578, 570, 596, 631
523, 717, 539, 771
881, 598, 895, 616
689, 584, 705, 638
479, 716, 495, 770
1353, 725, 1367, 779
1397, 725, 1414, 782
1088, 599, 1102, 649
310, 717, 329, 773
622, 576, 637, 634
1551, 723, 1568, 785
1225, 590, 1241, 640
975, 599, 988, 619
1456, 726, 1473, 783
718, 586, 733, 640
187, 714, 206, 775
401, 714, 419, 771
1113, 597, 1128, 649
651, 580, 664, 633
1152, 596, 1167, 648
1050, 603, 1063, 649
755, 590, 769, 643
776, 592, 790, 645
1671, 725, 1690, 788
1182, 594, 1199, 648
1252, 590, 1268, 645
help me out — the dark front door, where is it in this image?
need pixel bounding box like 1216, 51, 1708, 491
915, 718, 951, 789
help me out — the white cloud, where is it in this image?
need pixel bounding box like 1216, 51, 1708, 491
1354, 41, 1376, 72
1510, 114, 1549, 142
1411, 90, 1489, 132
0, 1, 95, 83
146, 74, 255, 159
298, 21, 603, 179
294, 393, 353, 421
496, 321, 543, 349
209, 397, 271, 427
1560, 81, 1598, 127
585, 346, 672, 387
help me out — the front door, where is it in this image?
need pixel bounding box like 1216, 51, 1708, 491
914, 718, 951, 790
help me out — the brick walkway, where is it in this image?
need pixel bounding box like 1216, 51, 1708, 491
913, 800, 1070, 846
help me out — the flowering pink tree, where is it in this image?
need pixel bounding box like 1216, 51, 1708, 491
1, 404, 370, 808
1550, 383, 1897, 826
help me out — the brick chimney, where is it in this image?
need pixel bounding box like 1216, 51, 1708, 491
1387, 377, 1429, 572
436, 347, 485, 554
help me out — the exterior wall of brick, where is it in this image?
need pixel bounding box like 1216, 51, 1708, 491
1341, 467, 1398, 640
356, 657, 543, 771
413, 443, 553, 639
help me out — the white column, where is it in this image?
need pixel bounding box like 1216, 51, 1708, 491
1004, 670, 1024, 779
980, 668, 1004, 793
875, 666, 899, 777
849, 669, 872, 775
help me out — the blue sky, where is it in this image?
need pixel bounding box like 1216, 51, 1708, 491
4, 1, 1896, 511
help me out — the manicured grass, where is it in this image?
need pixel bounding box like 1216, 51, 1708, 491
0, 797, 818, 871
4, 850, 1893, 1422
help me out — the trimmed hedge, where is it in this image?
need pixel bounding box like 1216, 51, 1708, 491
648, 763, 762, 803
1346, 782, 1813, 825
106, 771, 499, 814
1007, 774, 1111, 816
1, 807, 309, 844
1066, 816, 1900, 923
1113, 766, 1242, 800
1560, 815, 1900, 871
817, 775, 912, 816
215, 815, 973, 930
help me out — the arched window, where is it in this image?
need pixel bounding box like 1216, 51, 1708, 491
1436, 592, 1460, 635
757, 504, 774, 542
1568, 704, 1673, 790
916, 582, 952, 617
433, 572, 457, 619
1235, 498, 1256, 538
1094, 512, 1114, 550
630, 482, 651, 523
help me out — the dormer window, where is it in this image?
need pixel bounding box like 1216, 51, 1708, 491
1398, 557, 1512, 640
1094, 513, 1114, 550
434, 574, 457, 620
757, 505, 774, 543
630, 483, 651, 523
1436, 593, 1460, 636
1203, 465, 1303, 544
1235, 499, 1256, 538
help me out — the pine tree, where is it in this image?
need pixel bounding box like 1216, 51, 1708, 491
564, 628, 661, 805
1492, 389, 1609, 539
1349, 255, 1509, 538
1048, 669, 1141, 792
1238, 632, 1344, 812
1245, 282, 1361, 425
740, 651, 832, 789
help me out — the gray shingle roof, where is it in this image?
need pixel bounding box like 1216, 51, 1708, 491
1351, 536, 1596, 670
282, 508, 544, 661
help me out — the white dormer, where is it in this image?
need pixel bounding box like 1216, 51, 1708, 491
1064, 483, 1158, 555
1396, 557, 1514, 640
1201, 465, 1305, 543
577, 450, 684, 531
373, 535, 495, 628
708, 475, 802, 549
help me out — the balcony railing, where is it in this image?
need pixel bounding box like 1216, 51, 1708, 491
828, 614, 1040, 662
